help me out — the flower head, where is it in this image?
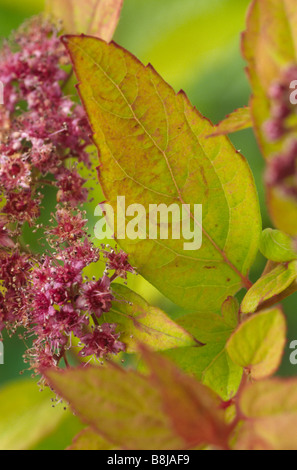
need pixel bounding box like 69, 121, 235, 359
104, 246, 135, 279
0, 17, 135, 379
48, 208, 87, 243
3, 191, 41, 225
0, 217, 14, 248
77, 276, 114, 317
56, 169, 88, 206
79, 323, 126, 359
0, 154, 31, 191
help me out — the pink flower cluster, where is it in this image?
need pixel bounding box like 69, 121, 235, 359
0, 18, 90, 220
104, 247, 135, 280
25, 216, 127, 371
0, 18, 135, 375
264, 65, 297, 198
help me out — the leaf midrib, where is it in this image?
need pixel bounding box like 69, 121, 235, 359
67, 37, 252, 288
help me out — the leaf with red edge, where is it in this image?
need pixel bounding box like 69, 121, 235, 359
45, 364, 182, 450
46, 0, 123, 41
62, 34, 261, 312
236, 378, 297, 450
140, 346, 233, 450
45, 349, 233, 450
242, 0, 297, 235
226, 307, 286, 380
68, 428, 118, 450
209, 107, 252, 137
105, 283, 197, 353
242, 0, 297, 158
240, 261, 297, 314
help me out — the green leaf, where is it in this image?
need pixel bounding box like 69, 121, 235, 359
46, 0, 123, 41
69, 428, 118, 450
221, 296, 239, 328
165, 304, 242, 401
0, 379, 82, 450
63, 35, 261, 312
45, 348, 232, 450
241, 260, 297, 314
226, 307, 286, 380
166, 345, 242, 402
209, 107, 252, 137
259, 228, 297, 263
176, 308, 237, 345
237, 378, 297, 450
105, 284, 196, 352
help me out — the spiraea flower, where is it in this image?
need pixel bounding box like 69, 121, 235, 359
77, 276, 114, 318
0, 17, 134, 379
3, 190, 41, 225
0, 293, 8, 332
56, 169, 88, 206
0, 217, 14, 248
48, 208, 88, 243
264, 65, 297, 199
0, 17, 91, 214
103, 246, 135, 279
0, 251, 32, 329
263, 119, 285, 142
0, 154, 31, 191
61, 238, 100, 266
266, 139, 297, 190
0, 251, 31, 289
79, 323, 126, 359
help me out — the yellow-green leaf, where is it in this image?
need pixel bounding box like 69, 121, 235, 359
226, 307, 286, 380
268, 187, 297, 237
177, 310, 236, 345
166, 344, 242, 402
237, 378, 297, 450
63, 35, 261, 312
46, 0, 123, 41
209, 107, 252, 137
221, 296, 239, 328
69, 428, 118, 450
241, 260, 297, 314
105, 284, 197, 352
260, 228, 297, 263
165, 304, 242, 401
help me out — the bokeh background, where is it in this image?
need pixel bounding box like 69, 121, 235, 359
0, 0, 296, 449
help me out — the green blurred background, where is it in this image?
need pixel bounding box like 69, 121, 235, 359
0, 0, 296, 449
